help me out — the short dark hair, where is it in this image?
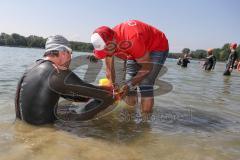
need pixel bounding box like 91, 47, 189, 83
43, 50, 59, 57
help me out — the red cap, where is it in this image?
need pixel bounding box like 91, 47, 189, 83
230, 43, 237, 49
94, 26, 115, 43
93, 50, 107, 59
91, 26, 115, 59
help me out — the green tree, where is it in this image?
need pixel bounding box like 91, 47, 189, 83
0, 33, 4, 45
12, 33, 27, 46
212, 48, 221, 60
219, 51, 228, 61
194, 49, 207, 59
0, 33, 15, 45
182, 48, 190, 54
219, 43, 230, 61
70, 41, 93, 52
26, 35, 46, 48
190, 51, 196, 59
222, 43, 230, 51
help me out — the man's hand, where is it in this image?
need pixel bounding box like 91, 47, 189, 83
117, 84, 130, 99
87, 55, 99, 63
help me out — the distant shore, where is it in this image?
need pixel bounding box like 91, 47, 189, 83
0, 33, 93, 53
0, 45, 92, 53
1, 32, 239, 61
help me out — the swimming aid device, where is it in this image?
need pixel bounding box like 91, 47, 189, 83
98, 78, 123, 100
99, 78, 112, 87
95, 78, 122, 119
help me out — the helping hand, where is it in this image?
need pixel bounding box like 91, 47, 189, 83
117, 84, 129, 99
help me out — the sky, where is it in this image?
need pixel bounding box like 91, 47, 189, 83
0, 0, 239, 52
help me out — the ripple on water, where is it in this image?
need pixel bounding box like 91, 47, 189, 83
0, 47, 240, 160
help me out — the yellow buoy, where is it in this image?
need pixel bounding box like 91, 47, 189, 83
99, 78, 112, 87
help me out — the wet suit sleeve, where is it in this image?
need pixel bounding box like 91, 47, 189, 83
61, 94, 89, 102
232, 53, 238, 69
227, 52, 238, 69
49, 69, 113, 101
212, 56, 217, 70
50, 70, 90, 102
48, 69, 115, 121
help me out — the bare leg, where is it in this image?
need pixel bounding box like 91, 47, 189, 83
125, 95, 138, 106
141, 96, 154, 113
141, 97, 154, 121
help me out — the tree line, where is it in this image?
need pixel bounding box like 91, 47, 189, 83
0, 32, 239, 61
168, 44, 240, 61
0, 33, 94, 52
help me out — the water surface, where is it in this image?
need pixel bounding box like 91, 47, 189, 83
0, 46, 239, 160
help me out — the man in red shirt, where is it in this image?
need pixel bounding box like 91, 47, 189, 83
91, 20, 169, 116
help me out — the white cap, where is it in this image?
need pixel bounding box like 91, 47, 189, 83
45, 35, 72, 53
91, 33, 106, 51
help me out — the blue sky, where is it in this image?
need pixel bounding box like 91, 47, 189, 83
0, 0, 239, 52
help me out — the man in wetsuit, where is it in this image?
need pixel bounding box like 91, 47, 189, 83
90, 20, 169, 115
177, 57, 182, 66
15, 35, 114, 125
181, 54, 190, 68
223, 43, 238, 76
203, 49, 216, 71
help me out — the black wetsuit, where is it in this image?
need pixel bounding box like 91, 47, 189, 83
204, 55, 216, 71
15, 59, 114, 125
177, 58, 182, 65
181, 58, 190, 67
224, 51, 238, 75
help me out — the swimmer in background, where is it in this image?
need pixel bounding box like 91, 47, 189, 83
181, 54, 190, 68
15, 35, 115, 125
233, 60, 239, 70
177, 57, 182, 66
223, 43, 238, 76
203, 48, 217, 71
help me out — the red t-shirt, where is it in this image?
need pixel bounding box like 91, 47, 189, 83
113, 20, 169, 60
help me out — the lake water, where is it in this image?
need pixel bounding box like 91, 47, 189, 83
0, 46, 239, 160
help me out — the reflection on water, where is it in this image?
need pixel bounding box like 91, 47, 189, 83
223, 77, 232, 95
0, 46, 240, 160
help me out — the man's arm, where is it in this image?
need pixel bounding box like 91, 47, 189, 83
105, 56, 115, 85
212, 56, 217, 70
49, 69, 115, 121
119, 53, 152, 97
232, 52, 238, 69
49, 69, 113, 101
61, 94, 90, 102
124, 35, 152, 86
130, 53, 153, 86
228, 53, 237, 70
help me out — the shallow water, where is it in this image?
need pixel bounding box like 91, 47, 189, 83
0, 46, 240, 160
